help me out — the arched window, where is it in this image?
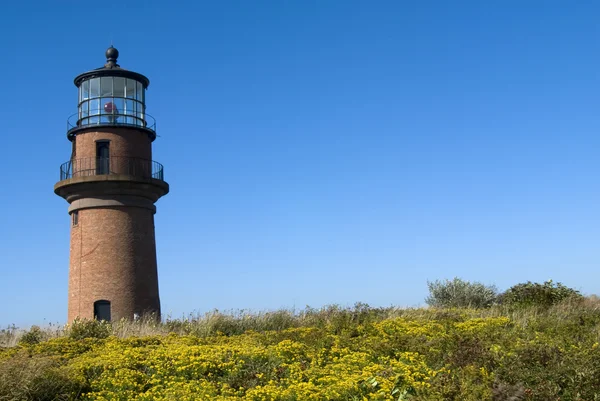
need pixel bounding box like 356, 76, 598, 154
94, 300, 111, 322
96, 141, 110, 175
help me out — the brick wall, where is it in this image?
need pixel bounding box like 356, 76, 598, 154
68, 206, 160, 322
74, 128, 152, 160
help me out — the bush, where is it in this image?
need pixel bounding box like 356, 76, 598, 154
3, 302, 600, 400
499, 280, 583, 308
19, 326, 48, 346
425, 278, 498, 309
68, 319, 111, 340
0, 352, 82, 401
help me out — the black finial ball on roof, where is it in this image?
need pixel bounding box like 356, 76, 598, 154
106, 46, 119, 62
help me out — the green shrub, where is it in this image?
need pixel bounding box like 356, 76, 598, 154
19, 326, 48, 346
68, 319, 111, 340
3, 301, 600, 400
0, 351, 82, 401
499, 280, 583, 308
425, 278, 498, 309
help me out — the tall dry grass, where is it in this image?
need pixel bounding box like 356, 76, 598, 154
3, 296, 600, 347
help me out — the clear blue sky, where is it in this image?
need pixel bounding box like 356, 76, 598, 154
1, 1, 600, 327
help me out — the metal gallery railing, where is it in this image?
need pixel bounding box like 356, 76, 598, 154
59, 157, 164, 181
67, 111, 156, 133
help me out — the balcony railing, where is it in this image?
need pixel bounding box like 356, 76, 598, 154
67, 111, 156, 134
59, 157, 164, 181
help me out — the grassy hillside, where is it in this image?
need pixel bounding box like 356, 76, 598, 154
1, 301, 600, 400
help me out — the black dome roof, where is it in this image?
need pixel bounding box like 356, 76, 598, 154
73, 46, 150, 88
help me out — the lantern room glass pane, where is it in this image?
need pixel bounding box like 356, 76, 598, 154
89, 78, 100, 98
137, 101, 144, 126
113, 77, 125, 97
124, 99, 134, 124
81, 80, 89, 102
133, 101, 139, 126
88, 98, 100, 124
89, 98, 100, 115
113, 98, 124, 114
136, 81, 143, 101
100, 97, 115, 123
100, 77, 112, 97
126, 79, 136, 98
124, 99, 133, 115
79, 100, 89, 120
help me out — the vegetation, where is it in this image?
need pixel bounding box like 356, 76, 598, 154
498, 280, 583, 309
425, 277, 498, 309
0, 281, 597, 400
425, 278, 583, 310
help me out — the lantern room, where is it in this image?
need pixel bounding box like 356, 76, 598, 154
68, 46, 155, 140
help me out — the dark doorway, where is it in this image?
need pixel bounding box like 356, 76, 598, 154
94, 300, 111, 321
96, 141, 110, 175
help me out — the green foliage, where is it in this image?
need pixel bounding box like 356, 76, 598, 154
68, 319, 111, 340
499, 280, 583, 308
4, 301, 600, 400
2, 286, 600, 400
18, 325, 48, 346
425, 277, 498, 309
0, 351, 82, 401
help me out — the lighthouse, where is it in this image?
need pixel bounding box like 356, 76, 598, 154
54, 47, 169, 323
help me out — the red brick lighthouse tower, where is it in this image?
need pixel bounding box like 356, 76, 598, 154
54, 47, 169, 323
